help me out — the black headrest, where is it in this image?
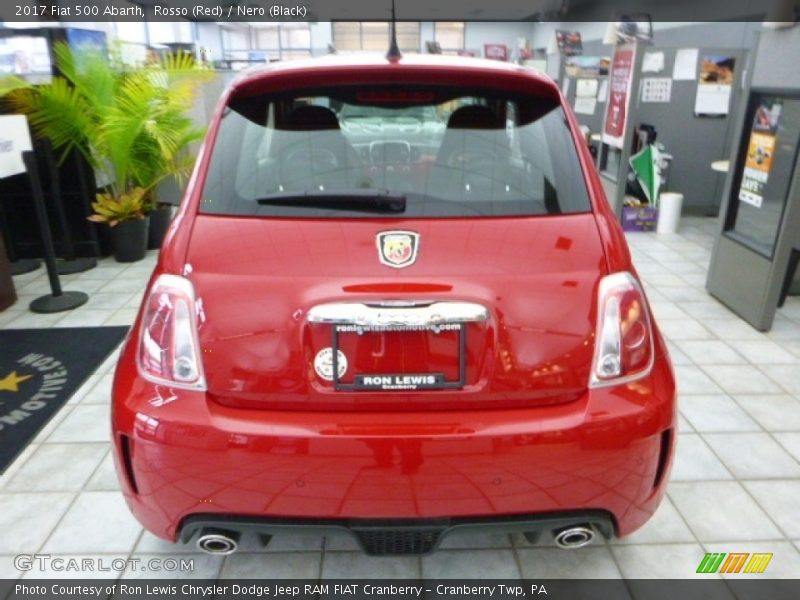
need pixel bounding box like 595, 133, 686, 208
286, 105, 341, 131
446, 105, 503, 130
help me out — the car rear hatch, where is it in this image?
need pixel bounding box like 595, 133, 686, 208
185, 214, 605, 411
182, 73, 606, 411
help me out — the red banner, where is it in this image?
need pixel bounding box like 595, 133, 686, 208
603, 46, 635, 148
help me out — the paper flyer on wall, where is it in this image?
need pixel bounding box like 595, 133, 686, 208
576, 78, 598, 98
574, 97, 597, 115
641, 77, 672, 103
597, 79, 609, 102
0, 115, 33, 179
603, 45, 636, 148
642, 51, 664, 73
673, 48, 698, 80
694, 54, 736, 115
738, 98, 783, 208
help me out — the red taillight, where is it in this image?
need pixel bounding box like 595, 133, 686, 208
137, 274, 206, 390
590, 272, 654, 387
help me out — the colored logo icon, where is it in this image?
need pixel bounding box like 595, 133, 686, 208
696, 552, 773, 574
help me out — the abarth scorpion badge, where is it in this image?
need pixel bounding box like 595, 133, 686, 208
376, 230, 419, 268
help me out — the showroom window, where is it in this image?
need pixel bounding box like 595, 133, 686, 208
113, 21, 148, 66
333, 22, 420, 53
435, 22, 465, 54
222, 24, 312, 65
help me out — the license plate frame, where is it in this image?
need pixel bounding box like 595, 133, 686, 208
330, 322, 467, 392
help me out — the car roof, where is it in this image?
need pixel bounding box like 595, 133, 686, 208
228, 53, 559, 99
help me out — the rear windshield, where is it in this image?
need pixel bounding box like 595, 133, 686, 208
200, 86, 591, 218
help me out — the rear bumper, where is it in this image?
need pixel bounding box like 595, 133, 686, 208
111, 354, 676, 544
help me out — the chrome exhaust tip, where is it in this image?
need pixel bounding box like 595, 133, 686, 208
196, 528, 240, 555
553, 525, 596, 549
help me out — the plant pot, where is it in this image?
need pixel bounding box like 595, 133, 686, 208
147, 204, 174, 249
112, 217, 149, 263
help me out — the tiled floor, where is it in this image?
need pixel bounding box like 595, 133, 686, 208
1, 217, 800, 579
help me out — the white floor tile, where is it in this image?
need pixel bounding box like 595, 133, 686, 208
727, 340, 799, 365
4, 443, 107, 492
703, 319, 767, 341
742, 481, 800, 538
322, 552, 420, 578
701, 365, 783, 395
47, 404, 111, 443
104, 308, 139, 326
54, 309, 117, 328
657, 319, 714, 341
219, 553, 320, 578
673, 365, 723, 395
41, 491, 142, 554
135, 531, 199, 554
735, 395, 800, 432
675, 340, 746, 365
0, 555, 23, 579
84, 450, 120, 491
669, 482, 783, 541
679, 302, 738, 321
79, 373, 114, 405
517, 546, 621, 578
679, 395, 760, 433
704, 433, 800, 479
669, 434, 734, 482
422, 549, 520, 578
20, 554, 125, 580
611, 496, 696, 545
0, 443, 39, 491
0, 492, 74, 553
775, 433, 800, 462
758, 364, 800, 395
611, 543, 713, 579
32, 405, 74, 443
123, 554, 223, 579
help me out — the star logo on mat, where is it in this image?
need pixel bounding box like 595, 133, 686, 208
0, 371, 33, 393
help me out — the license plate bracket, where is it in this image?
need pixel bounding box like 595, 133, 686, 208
330, 322, 467, 391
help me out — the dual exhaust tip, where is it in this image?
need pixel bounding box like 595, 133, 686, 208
195, 524, 597, 554
196, 528, 240, 555
553, 525, 596, 549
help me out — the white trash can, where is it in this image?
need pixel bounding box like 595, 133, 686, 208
657, 192, 684, 234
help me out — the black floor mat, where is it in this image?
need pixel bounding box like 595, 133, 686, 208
0, 326, 129, 473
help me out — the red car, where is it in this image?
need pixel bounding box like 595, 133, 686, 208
111, 53, 676, 556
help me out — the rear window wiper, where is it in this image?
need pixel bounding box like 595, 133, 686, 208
256, 190, 406, 213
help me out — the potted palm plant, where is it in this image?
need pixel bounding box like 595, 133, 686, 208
0, 44, 212, 262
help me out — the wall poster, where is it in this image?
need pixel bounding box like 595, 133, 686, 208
602, 45, 636, 148
694, 54, 736, 116
738, 98, 783, 209
483, 44, 508, 61
555, 30, 583, 56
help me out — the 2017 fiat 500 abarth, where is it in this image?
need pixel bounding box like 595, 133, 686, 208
111, 54, 676, 556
